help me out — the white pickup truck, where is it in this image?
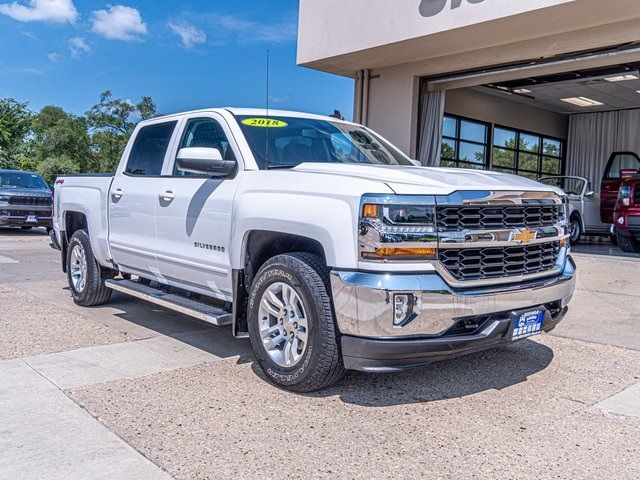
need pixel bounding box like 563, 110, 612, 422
52, 108, 576, 391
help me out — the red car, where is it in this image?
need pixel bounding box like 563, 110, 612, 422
600, 152, 640, 224
613, 171, 640, 253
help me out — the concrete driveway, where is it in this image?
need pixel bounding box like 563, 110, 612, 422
1, 228, 639, 479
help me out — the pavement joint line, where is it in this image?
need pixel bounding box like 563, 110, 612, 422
10, 357, 174, 478
548, 330, 640, 352
574, 288, 640, 299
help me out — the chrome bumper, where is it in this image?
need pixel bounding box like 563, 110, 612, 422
330, 256, 576, 339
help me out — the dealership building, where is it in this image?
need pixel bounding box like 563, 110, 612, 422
297, 0, 640, 191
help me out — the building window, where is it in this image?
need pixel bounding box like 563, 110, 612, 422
491, 127, 564, 179
440, 115, 489, 170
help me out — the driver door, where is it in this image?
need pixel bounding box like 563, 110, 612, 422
155, 113, 241, 299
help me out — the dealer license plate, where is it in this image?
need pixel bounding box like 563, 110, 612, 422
25, 215, 38, 224
510, 308, 545, 340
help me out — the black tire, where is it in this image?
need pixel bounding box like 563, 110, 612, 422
569, 215, 582, 245
66, 229, 114, 306
20, 226, 32, 230
616, 231, 640, 253
247, 253, 345, 392
610, 233, 618, 246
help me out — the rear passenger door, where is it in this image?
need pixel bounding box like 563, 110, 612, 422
155, 113, 242, 299
109, 120, 180, 278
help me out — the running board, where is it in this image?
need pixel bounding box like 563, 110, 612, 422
105, 279, 232, 327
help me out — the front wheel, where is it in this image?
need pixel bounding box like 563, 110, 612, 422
247, 253, 345, 392
616, 231, 640, 253
569, 215, 582, 245
66, 230, 114, 306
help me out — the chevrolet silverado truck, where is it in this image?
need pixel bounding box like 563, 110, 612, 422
51, 108, 576, 392
0, 169, 53, 231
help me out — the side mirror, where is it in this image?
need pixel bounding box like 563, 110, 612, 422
620, 168, 639, 179
584, 191, 595, 198
176, 147, 236, 177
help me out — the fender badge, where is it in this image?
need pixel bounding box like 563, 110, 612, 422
511, 229, 537, 244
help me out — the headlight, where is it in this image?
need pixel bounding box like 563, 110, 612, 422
359, 194, 437, 261
618, 185, 631, 206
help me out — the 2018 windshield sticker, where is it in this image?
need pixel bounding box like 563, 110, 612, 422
241, 118, 288, 128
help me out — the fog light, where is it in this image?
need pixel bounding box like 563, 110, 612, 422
393, 293, 418, 327
618, 216, 625, 225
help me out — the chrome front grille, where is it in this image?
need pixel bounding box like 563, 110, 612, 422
436, 204, 561, 231
439, 241, 561, 281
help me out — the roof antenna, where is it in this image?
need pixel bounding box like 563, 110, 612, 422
265, 49, 270, 168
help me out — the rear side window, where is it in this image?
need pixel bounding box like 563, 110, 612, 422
604, 152, 640, 179
125, 121, 177, 176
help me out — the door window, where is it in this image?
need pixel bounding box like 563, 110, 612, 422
125, 121, 177, 176
604, 152, 640, 179
174, 118, 236, 176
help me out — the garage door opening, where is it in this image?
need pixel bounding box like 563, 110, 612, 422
417, 59, 640, 255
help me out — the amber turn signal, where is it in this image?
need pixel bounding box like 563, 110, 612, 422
362, 247, 437, 260
362, 203, 379, 218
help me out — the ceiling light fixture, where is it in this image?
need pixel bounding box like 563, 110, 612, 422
604, 74, 639, 82
561, 97, 604, 107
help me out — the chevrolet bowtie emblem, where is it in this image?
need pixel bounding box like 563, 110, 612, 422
512, 229, 537, 244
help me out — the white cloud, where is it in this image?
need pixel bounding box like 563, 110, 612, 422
211, 14, 296, 44
169, 22, 206, 49
91, 5, 147, 41
68, 36, 90, 57
0, 0, 77, 23
47, 52, 59, 62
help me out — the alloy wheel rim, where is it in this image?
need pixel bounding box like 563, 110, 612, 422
257, 281, 309, 368
70, 244, 87, 293
570, 219, 580, 242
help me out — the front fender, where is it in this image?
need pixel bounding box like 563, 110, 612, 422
230, 192, 359, 270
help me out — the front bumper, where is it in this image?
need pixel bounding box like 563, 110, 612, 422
0, 208, 52, 228
330, 256, 576, 371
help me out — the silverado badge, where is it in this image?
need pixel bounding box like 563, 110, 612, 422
512, 229, 537, 244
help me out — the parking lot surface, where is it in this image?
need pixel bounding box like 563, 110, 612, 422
1, 229, 639, 479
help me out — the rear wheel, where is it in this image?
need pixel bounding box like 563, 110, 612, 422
66, 230, 114, 306
616, 231, 640, 253
247, 253, 345, 392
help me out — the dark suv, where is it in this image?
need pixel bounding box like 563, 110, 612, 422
0, 169, 53, 231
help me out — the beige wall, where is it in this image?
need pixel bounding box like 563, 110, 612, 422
299, 0, 640, 76
444, 89, 568, 139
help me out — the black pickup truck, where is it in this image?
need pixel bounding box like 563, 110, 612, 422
0, 169, 53, 231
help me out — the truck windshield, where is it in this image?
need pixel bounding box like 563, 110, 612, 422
236, 115, 413, 169
0, 171, 48, 189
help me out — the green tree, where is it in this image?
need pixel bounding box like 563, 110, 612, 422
25, 106, 91, 182
0, 99, 31, 169
86, 90, 158, 172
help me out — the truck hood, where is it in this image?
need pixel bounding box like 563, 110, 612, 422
292, 164, 563, 196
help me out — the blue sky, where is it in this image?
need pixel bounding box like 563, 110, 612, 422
0, 0, 354, 118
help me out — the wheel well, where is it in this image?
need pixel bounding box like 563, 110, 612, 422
570, 210, 584, 230
243, 231, 327, 288
64, 211, 88, 241
232, 231, 327, 337
61, 211, 88, 273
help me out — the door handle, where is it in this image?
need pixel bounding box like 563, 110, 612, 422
159, 191, 175, 201
112, 188, 124, 199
